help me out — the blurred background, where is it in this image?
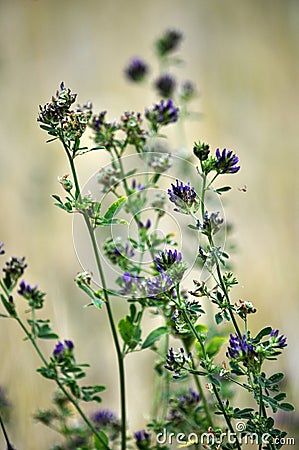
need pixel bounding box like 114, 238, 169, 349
0, 0, 298, 448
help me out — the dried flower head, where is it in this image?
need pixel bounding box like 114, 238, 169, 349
37, 82, 77, 127
3, 256, 27, 290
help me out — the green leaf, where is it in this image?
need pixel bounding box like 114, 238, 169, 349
99, 218, 128, 226
81, 385, 105, 402
233, 407, 254, 419
188, 224, 199, 230
52, 194, 63, 204
268, 372, 284, 385
94, 431, 109, 450
92, 298, 104, 309
279, 402, 295, 411
273, 393, 287, 402
206, 336, 227, 357
215, 186, 231, 194
103, 196, 127, 220
118, 317, 141, 349
195, 324, 208, 335
253, 326, 272, 343
141, 326, 169, 349
215, 312, 223, 324
208, 375, 221, 387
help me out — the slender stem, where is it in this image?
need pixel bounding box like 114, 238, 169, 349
176, 287, 214, 428
61, 138, 81, 200
15, 317, 110, 449
0, 413, 15, 450
60, 137, 127, 450
184, 345, 214, 429
212, 385, 242, 450
161, 331, 170, 421
82, 214, 126, 450
199, 172, 242, 338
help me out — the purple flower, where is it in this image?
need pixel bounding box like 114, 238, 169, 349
91, 409, 118, 426
120, 273, 142, 296
155, 73, 176, 98
227, 333, 257, 367
145, 272, 173, 297
120, 272, 173, 299
134, 430, 151, 449
155, 249, 182, 273
168, 180, 198, 214
131, 179, 145, 191
270, 329, 287, 349
138, 219, 151, 230
145, 99, 179, 129
0, 242, 4, 255
53, 340, 74, 362
18, 280, 45, 309
90, 111, 108, 132
125, 57, 149, 82
165, 347, 191, 378
177, 388, 201, 408
215, 148, 240, 174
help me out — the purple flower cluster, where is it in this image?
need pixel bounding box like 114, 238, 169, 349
125, 58, 148, 82
18, 280, 45, 309
165, 347, 191, 377
145, 99, 179, 128
138, 219, 151, 230
155, 249, 182, 273
134, 429, 151, 448
215, 148, 240, 174
53, 340, 74, 362
155, 73, 176, 98
168, 180, 198, 214
120, 272, 173, 298
227, 333, 257, 367
270, 329, 287, 349
91, 409, 118, 426
131, 179, 145, 192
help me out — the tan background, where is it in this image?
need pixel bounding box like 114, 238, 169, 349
0, 0, 298, 448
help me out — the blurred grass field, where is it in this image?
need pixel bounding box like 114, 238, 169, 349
0, 0, 298, 448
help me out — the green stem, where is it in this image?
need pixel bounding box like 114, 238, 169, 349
61, 138, 81, 200
212, 385, 242, 450
83, 214, 126, 450
0, 413, 14, 450
183, 344, 214, 429
61, 136, 126, 450
199, 173, 242, 338
15, 317, 110, 449
161, 331, 170, 421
